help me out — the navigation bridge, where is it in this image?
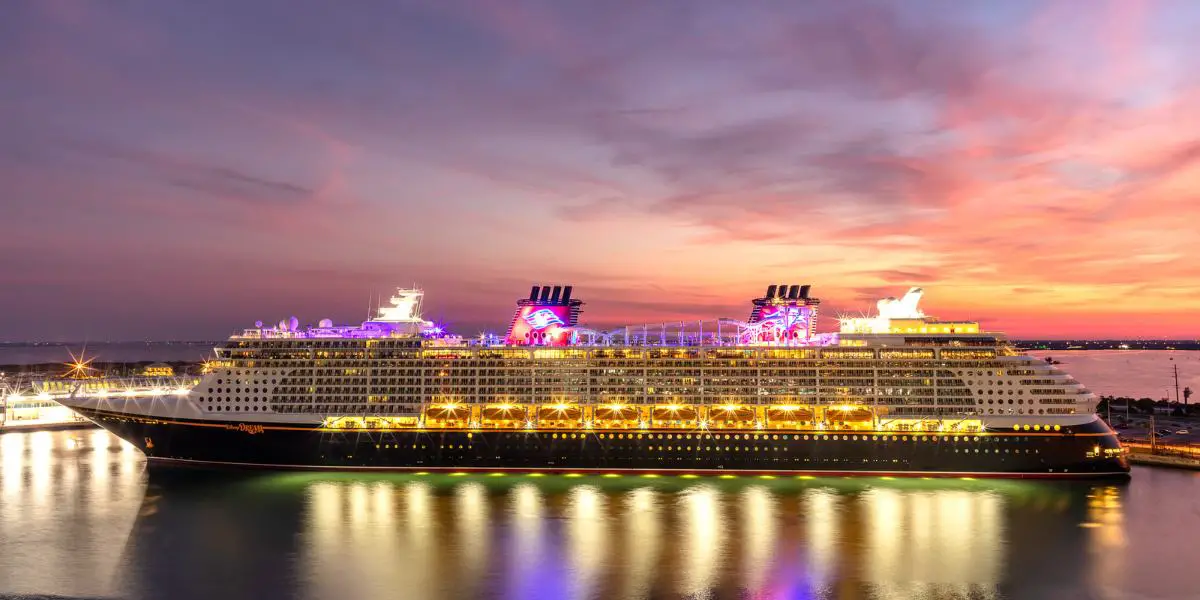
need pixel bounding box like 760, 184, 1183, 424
1, 376, 200, 431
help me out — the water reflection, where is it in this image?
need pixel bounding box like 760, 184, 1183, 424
0, 429, 145, 598
3, 430, 1194, 600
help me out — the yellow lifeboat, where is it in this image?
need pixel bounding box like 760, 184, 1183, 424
538, 403, 583, 429
708, 404, 755, 429
481, 403, 526, 429
651, 404, 698, 429
593, 404, 640, 429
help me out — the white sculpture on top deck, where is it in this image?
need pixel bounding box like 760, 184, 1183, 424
839, 287, 927, 334
374, 288, 427, 323
876, 287, 924, 320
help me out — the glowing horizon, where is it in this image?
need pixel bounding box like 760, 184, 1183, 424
2, 1, 1199, 340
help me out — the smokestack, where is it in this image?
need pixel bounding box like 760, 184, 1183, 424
551, 285, 562, 303
539, 286, 551, 302
562, 285, 573, 304
799, 284, 811, 299
766, 285, 778, 298
788, 284, 800, 299
529, 286, 540, 301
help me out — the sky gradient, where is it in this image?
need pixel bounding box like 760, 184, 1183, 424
3, 0, 1200, 341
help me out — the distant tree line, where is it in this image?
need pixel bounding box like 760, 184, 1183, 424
1099, 392, 1196, 418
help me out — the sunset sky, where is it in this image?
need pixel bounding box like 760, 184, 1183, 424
3, 0, 1200, 341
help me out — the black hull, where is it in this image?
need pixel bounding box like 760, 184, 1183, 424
76, 408, 1130, 479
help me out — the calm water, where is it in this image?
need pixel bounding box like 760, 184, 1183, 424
1, 430, 1198, 600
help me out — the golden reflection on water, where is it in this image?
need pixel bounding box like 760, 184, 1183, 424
621, 487, 661, 599
566, 485, 608, 600
740, 485, 776, 593
679, 484, 723, 597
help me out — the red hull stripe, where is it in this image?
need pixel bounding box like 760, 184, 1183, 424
146, 456, 1129, 479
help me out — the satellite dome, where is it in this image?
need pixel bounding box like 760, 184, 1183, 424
289, 316, 300, 331
254, 320, 264, 328
318, 318, 334, 328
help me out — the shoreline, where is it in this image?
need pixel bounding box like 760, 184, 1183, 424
1128, 452, 1200, 470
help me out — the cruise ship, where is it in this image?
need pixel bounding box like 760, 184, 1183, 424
60, 284, 1130, 478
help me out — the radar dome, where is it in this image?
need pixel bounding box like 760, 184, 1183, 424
318, 318, 333, 328
289, 316, 300, 331
254, 320, 263, 328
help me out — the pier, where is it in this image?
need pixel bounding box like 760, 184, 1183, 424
0, 375, 200, 431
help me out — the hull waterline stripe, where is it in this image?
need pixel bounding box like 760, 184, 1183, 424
144, 456, 1129, 479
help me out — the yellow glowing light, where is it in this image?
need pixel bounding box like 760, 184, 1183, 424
488, 472, 506, 477
796, 475, 815, 480
662, 404, 682, 411
527, 473, 545, 478
36, 392, 51, 401
720, 403, 742, 412
602, 473, 621, 478
495, 403, 515, 411
564, 473, 583, 478
604, 403, 627, 411
450, 472, 468, 477
64, 348, 98, 379
551, 403, 572, 412
758, 475, 776, 480
719, 474, 737, 479
680, 474, 698, 479
774, 404, 800, 411
641, 473, 660, 478
173, 388, 190, 395
415, 471, 430, 476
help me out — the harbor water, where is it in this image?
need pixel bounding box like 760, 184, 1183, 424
1, 429, 1197, 600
